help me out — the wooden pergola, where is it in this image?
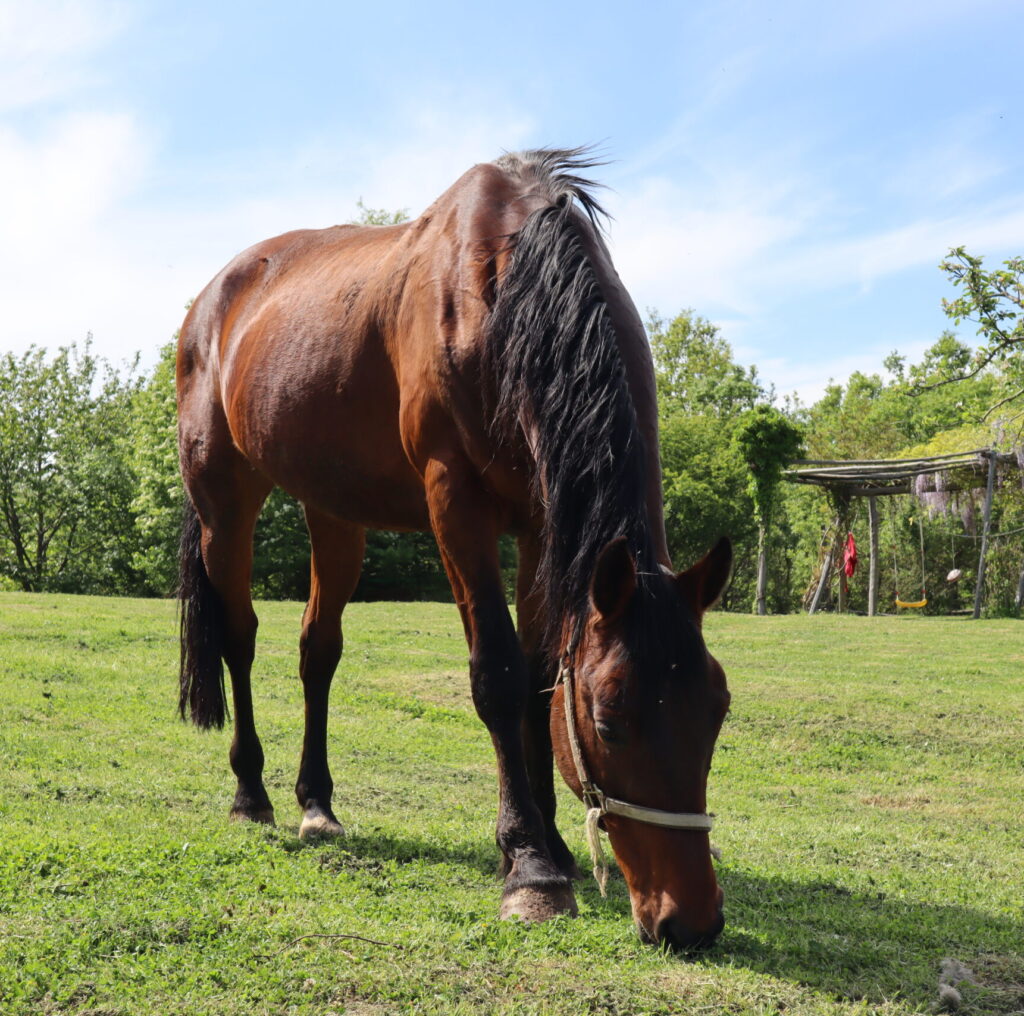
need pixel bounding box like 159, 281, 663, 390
785, 449, 1016, 618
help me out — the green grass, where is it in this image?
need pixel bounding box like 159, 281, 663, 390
1, 595, 1021, 1015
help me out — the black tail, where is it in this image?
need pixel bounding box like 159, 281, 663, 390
178, 498, 227, 729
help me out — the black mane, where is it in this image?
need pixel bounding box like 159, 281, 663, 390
485, 148, 664, 655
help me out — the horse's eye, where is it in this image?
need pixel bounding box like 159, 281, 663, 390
594, 719, 623, 744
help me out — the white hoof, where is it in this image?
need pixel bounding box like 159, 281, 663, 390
299, 808, 345, 840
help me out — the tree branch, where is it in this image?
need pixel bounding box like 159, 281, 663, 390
252, 932, 404, 962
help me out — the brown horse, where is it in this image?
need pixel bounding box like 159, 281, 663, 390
176, 148, 732, 950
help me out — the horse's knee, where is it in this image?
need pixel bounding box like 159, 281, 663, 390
220, 608, 258, 671
299, 621, 343, 683
469, 641, 529, 729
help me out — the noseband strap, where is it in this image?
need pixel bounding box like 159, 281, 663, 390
557, 661, 713, 894
600, 796, 714, 829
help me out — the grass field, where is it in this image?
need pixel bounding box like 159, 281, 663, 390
1, 594, 1021, 1015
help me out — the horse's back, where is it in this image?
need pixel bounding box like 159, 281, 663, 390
178, 222, 432, 529
176, 158, 611, 532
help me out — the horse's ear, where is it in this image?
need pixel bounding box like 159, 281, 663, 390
676, 536, 732, 615
590, 536, 637, 624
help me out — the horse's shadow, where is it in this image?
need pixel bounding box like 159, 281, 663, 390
577, 863, 1022, 1008
290, 825, 1021, 1009
272, 823, 499, 877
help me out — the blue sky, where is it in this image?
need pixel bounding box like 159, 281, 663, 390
2, 0, 1021, 401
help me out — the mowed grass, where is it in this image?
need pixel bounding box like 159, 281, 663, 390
1, 595, 1022, 1016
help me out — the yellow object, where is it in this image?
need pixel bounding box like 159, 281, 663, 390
895, 597, 928, 609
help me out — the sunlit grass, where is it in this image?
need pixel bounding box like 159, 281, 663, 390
1, 595, 1021, 1014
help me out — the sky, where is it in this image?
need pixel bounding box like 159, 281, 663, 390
2, 0, 1022, 403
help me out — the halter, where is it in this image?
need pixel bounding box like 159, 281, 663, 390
556, 659, 714, 895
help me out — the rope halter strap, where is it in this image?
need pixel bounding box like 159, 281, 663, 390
557, 661, 714, 895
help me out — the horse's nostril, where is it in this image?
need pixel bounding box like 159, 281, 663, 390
655, 910, 725, 953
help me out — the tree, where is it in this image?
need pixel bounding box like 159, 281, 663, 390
940, 248, 1023, 378
658, 412, 756, 608
911, 248, 1024, 420
733, 406, 804, 615
353, 199, 410, 227
131, 341, 181, 594
649, 310, 770, 609
0, 341, 141, 592
647, 311, 765, 419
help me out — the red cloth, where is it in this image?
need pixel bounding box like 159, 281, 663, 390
843, 532, 858, 578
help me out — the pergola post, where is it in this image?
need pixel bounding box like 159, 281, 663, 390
972, 450, 998, 619
754, 520, 769, 616
867, 495, 880, 616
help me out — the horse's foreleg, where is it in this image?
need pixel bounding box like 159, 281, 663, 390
515, 534, 581, 882
425, 457, 577, 922
296, 509, 365, 839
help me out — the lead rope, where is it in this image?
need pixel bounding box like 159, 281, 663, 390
584, 806, 609, 897
558, 659, 610, 896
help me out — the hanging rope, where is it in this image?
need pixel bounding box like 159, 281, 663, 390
895, 513, 928, 609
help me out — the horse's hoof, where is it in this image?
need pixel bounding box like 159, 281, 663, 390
229, 806, 275, 826
563, 859, 584, 881
299, 805, 345, 840
500, 884, 579, 922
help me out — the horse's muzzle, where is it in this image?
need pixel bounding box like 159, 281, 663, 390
654, 906, 725, 952
639, 889, 725, 953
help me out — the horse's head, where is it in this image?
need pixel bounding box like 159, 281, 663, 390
551, 535, 732, 951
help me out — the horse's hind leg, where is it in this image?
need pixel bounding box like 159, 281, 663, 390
296, 508, 365, 839
182, 441, 274, 824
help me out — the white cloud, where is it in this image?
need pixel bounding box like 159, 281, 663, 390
0, 111, 151, 353
756, 337, 935, 406
604, 169, 824, 318
0, 112, 147, 251
0, 0, 128, 112
602, 142, 1024, 326
765, 199, 1024, 298
0, 87, 537, 364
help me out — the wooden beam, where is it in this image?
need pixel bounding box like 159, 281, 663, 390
791, 450, 992, 467
808, 552, 831, 615
787, 478, 912, 495
788, 463, 980, 481
807, 517, 838, 616
849, 484, 913, 497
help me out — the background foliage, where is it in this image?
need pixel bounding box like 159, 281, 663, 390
0, 246, 1021, 614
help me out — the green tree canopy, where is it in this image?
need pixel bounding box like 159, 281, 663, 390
131, 340, 181, 594
734, 406, 805, 531
647, 310, 765, 419
939, 247, 1023, 386
0, 341, 140, 592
